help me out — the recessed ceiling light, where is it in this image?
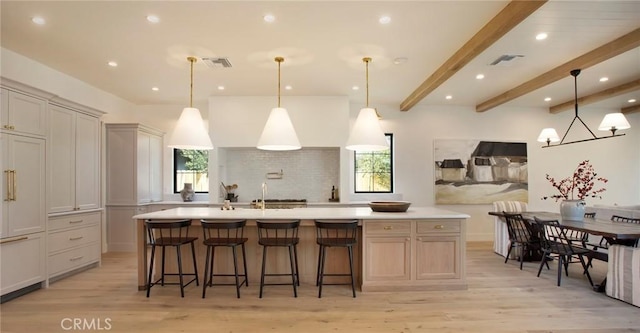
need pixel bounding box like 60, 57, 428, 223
379, 16, 391, 24
285, 85, 292, 90
217, 86, 225, 91
146, 15, 160, 23
445, 95, 453, 100
535, 32, 548, 40
599, 77, 609, 82
352, 86, 359, 91
31, 16, 46, 25
629, 99, 637, 103
107, 61, 118, 67
264, 14, 275, 23
476, 74, 485, 80
544, 97, 552, 102
151, 87, 159, 91
393, 57, 408, 65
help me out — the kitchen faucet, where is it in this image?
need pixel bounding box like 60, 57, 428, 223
260, 182, 268, 210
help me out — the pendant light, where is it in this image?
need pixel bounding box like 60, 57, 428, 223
537, 69, 629, 148
345, 57, 389, 151
167, 56, 214, 150
257, 57, 301, 151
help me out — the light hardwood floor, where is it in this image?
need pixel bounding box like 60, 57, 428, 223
1, 242, 638, 333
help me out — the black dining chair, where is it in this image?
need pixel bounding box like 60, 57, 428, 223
534, 217, 594, 287
503, 213, 542, 270
256, 219, 301, 298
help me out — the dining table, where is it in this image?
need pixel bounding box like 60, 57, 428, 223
488, 211, 640, 291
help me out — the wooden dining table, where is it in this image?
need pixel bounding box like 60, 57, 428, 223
488, 211, 640, 291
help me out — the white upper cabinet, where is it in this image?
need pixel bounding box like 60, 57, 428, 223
106, 123, 163, 205
1, 88, 48, 137
48, 103, 102, 214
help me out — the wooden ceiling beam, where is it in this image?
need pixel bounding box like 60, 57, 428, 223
398, 0, 547, 112
622, 104, 640, 114
476, 27, 640, 113
549, 78, 640, 114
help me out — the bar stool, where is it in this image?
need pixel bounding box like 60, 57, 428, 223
256, 219, 300, 298
145, 219, 199, 297
314, 219, 358, 298
200, 219, 249, 299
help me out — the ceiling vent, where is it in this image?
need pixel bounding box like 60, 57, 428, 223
201, 57, 232, 68
489, 54, 524, 66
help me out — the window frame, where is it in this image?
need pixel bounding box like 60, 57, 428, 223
173, 148, 209, 193
353, 133, 394, 193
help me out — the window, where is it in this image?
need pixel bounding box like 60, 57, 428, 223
173, 149, 209, 193
354, 133, 393, 193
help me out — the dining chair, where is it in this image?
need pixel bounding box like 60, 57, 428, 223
534, 217, 594, 287
502, 213, 541, 270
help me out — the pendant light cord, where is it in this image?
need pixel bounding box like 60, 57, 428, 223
363, 57, 371, 108
187, 56, 197, 108
275, 57, 284, 108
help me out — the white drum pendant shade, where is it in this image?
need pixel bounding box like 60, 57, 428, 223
257, 107, 301, 151
345, 107, 388, 151
168, 107, 214, 150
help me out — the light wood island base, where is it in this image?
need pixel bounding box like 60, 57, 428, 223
133, 207, 469, 293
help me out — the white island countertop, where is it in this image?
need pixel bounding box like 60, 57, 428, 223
132, 206, 470, 221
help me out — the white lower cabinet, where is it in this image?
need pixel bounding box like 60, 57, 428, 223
47, 211, 102, 279
0, 233, 46, 296
107, 206, 148, 252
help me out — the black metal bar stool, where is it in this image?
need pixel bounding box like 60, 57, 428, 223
145, 219, 199, 297
200, 219, 249, 299
256, 219, 300, 298
314, 219, 358, 298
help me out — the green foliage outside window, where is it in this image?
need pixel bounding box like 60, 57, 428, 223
174, 149, 209, 193
354, 134, 393, 192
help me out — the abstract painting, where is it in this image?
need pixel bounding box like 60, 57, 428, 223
434, 139, 528, 204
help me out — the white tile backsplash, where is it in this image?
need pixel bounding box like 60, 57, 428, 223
221, 148, 340, 203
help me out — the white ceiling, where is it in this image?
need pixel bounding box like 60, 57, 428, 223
1, 1, 639, 113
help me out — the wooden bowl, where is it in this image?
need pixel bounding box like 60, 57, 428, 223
368, 201, 411, 212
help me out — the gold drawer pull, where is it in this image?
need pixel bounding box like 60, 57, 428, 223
0, 236, 28, 244
434, 225, 444, 229
3, 125, 15, 130
69, 220, 83, 224
69, 236, 84, 241
69, 256, 84, 261
383, 226, 393, 230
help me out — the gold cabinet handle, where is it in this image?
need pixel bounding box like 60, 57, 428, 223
69, 256, 84, 261
69, 236, 84, 241
434, 225, 444, 229
11, 170, 16, 201
383, 226, 393, 230
69, 220, 83, 224
3, 125, 15, 130
0, 236, 28, 244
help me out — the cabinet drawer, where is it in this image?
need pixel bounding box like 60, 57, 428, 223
416, 220, 461, 234
365, 220, 411, 235
48, 224, 100, 253
48, 243, 100, 277
49, 212, 100, 231
0, 233, 46, 296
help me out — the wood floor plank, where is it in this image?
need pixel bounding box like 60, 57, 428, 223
1, 243, 638, 333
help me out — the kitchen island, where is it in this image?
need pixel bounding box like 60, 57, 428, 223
133, 206, 469, 292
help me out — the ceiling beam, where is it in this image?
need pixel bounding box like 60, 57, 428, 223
549, 78, 640, 114
476, 27, 640, 113
622, 104, 640, 114
398, 0, 547, 112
